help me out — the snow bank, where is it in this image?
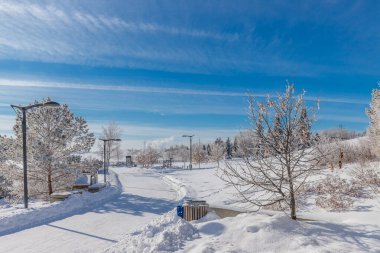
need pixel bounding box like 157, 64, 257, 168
183, 212, 380, 253
0, 170, 122, 235
104, 209, 198, 253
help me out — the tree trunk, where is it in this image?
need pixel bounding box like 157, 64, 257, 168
289, 187, 296, 220
48, 166, 53, 195
287, 165, 297, 220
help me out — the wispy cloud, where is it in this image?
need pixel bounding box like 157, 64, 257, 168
88, 120, 240, 149
0, 1, 243, 74
0, 78, 369, 105
0, 1, 339, 76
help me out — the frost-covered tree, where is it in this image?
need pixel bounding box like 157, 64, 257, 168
206, 144, 212, 156
298, 107, 312, 148
210, 142, 225, 168
192, 143, 207, 168
220, 85, 322, 220
136, 146, 160, 167
10, 99, 95, 198
177, 146, 189, 168
233, 137, 238, 157
225, 138, 232, 159
367, 86, 380, 157
236, 130, 256, 157
0, 136, 16, 199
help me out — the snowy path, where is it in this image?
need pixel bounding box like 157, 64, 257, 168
0, 167, 177, 253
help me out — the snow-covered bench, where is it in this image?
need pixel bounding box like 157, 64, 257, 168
50, 191, 72, 201
73, 174, 91, 189
88, 183, 106, 193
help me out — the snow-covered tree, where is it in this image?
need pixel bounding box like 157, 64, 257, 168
220, 85, 322, 220
233, 137, 238, 157
9, 99, 95, 198
298, 107, 312, 148
192, 143, 207, 168
236, 130, 256, 157
225, 138, 232, 159
136, 146, 160, 167
210, 142, 225, 168
367, 86, 380, 157
206, 144, 212, 156
177, 146, 189, 168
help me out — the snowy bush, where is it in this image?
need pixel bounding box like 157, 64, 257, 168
320, 140, 376, 171
0, 175, 11, 199
351, 165, 380, 195
315, 176, 363, 210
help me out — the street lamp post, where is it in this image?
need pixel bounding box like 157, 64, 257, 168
182, 135, 194, 170
11, 101, 60, 208
99, 138, 121, 184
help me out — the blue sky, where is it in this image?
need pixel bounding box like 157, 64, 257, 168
0, 0, 378, 148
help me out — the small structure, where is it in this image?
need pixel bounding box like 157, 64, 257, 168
50, 191, 72, 202
179, 200, 209, 221
162, 158, 173, 168
126, 155, 135, 167
73, 173, 91, 189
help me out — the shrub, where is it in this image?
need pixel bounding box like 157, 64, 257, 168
351, 165, 380, 195
315, 176, 362, 210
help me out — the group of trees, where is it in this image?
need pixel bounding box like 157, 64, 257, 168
136, 146, 160, 167
0, 98, 101, 201
217, 83, 380, 220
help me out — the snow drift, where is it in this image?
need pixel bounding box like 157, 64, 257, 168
104, 209, 198, 253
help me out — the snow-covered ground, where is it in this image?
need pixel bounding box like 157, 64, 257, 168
1, 154, 380, 252
0, 171, 120, 235
0, 167, 177, 253
104, 160, 380, 253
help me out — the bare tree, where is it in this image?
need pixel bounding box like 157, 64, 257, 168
177, 146, 189, 168
192, 143, 207, 168
220, 85, 322, 220
210, 142, 225, 168
136, 146, 160, 168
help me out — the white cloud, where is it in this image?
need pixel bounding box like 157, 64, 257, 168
0, 78, 368, 105
87, 120, 240, 149
147, 136, 176, 149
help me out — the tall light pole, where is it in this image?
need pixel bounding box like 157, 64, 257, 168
11, 101, 60, 208
99, 138, 121, 184
182, 135, 194, 170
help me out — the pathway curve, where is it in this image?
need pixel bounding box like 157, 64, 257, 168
0, 167, 177, 253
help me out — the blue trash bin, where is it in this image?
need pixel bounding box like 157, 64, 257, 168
177, 205, 184, 218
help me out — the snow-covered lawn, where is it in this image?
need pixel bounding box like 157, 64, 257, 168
1, 160, 379, 252
159, 161, 380, 225
104, 160, 380, 252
